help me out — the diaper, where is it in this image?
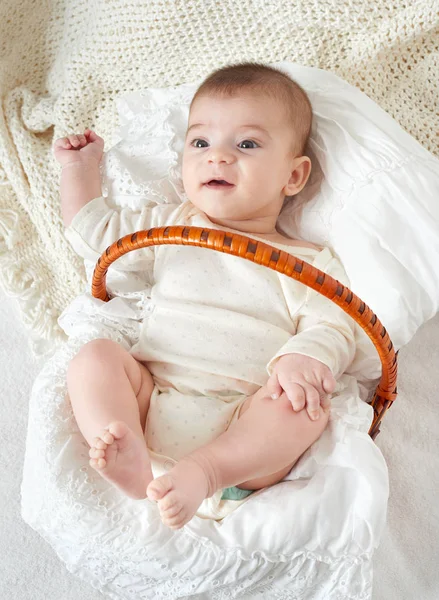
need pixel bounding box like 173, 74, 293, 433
221, 486, 255, 501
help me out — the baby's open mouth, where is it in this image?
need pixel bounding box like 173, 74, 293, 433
205, 179, 234, 188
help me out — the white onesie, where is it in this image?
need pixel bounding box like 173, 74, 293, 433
65, 197, 356, 519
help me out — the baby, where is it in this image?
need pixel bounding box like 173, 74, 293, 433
54, 62, 355, 530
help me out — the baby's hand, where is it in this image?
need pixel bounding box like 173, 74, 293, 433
266, 353, 336, 421
53, 128, 104, 167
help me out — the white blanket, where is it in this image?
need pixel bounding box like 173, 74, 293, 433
0, 0, 438, 355
21, 315, 388, 598
3, 289, 438, 599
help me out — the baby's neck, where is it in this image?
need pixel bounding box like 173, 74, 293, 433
205, 213, 279, 238
199, 208, 319, 250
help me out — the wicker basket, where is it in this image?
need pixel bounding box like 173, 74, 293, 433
91, 225, 398, 440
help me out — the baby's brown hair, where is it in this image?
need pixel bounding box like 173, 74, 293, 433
190, 62, 313, 157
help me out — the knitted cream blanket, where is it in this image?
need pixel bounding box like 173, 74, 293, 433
0, 0, 438, 354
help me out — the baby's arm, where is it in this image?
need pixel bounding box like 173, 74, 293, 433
53, 129, 104, 228
54, 131, 181, 266
266, 255, 357, 420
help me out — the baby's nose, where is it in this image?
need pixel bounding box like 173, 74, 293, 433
208, 147, 235, 164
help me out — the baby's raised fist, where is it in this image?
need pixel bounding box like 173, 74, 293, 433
53, 128, 104, 167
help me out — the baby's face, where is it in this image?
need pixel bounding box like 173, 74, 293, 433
182, 93, 300, 227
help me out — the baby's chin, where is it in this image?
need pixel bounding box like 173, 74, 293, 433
189, 194, 241, 222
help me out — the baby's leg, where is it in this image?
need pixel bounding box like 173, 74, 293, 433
67, 338, 155, 499
230, 388, 327, 490
147, 388, 329, 528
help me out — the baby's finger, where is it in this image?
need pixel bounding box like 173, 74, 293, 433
267, 372, 283, 400
54, 137, 72, 149
68, 134, 81, 147
304, 384, 321, 420
85, 129, 104, 145
302, 368, 327, 396
320, 393, 331, 409
76, 133, 87, 146
283, 382, 306, 412
322, 373, 336, 394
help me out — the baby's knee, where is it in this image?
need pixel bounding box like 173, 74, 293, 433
256, 391, 329, 430
68, 338, 122, 377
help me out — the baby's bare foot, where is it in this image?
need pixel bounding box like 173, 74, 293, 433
146, 456, 211, 529
89, 421, 153, 500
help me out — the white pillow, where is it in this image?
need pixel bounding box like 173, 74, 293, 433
102, 61, 439, 356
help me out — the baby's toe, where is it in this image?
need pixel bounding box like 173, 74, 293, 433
93, 437, 108, 450
89, 447, 105, 459
158, 490, 183, 512
107, 421, 129, 439
100, 430, 114, 445
90, 457, 106, 469
163, 510, 187, 530
159, 496, 182, 517
147, 475, 174, 501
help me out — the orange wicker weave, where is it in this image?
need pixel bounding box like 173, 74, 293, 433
91, 225, 397, 440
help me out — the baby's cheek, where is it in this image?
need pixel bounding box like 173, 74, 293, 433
181, 155, 192, 188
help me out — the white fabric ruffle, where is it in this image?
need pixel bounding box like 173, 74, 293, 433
22, 304, 388, 598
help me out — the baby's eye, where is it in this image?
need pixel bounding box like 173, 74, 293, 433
191, 139, 208, 148
238, 139, 258, 149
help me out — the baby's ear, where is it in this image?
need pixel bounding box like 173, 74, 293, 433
283, 156, 312, 196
